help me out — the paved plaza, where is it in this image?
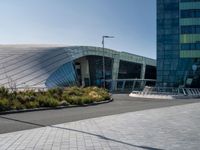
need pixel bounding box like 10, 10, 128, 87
0, 102, 200, 150
1, 94, 199, 134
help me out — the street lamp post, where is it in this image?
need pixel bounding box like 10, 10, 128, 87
102, 35, 114, 88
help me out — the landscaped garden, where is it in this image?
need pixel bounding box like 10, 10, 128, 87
0, 86, 111, 112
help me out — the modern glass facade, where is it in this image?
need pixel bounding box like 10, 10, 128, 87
45, 62, 78, 88
157, 0, 200, 87
118, 60, 141, 79
0, 45, 156, 88
88, 56, 113, 86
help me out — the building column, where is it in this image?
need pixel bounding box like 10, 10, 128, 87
121, 80, 126, 92
140, 63, 146, 89
132, 80, 136, 91
79, 57, 90, 86
112, 54, 120, 91
140, 63, 146, 80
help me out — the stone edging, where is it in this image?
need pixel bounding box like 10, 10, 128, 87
0, 98, 113, 115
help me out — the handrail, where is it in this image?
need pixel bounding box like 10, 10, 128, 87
131, 86, 200, 96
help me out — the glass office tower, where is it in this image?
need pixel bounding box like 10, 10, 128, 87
157, 0, 200, 87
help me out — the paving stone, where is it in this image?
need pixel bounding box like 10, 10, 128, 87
0, 103, 200, 150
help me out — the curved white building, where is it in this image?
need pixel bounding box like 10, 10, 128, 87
0, 45, 156, 89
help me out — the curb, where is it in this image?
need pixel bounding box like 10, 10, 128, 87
0, 98, 113, 115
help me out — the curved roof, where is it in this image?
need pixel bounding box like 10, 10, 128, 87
0, 45, 156, 88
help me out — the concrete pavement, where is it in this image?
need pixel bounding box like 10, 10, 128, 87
0, 102, 200, 150
0, 94, 200, 134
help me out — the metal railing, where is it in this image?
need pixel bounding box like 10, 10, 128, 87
105, 79, 156, 92
131, 86, 200, 97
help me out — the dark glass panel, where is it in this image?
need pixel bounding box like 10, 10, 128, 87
145, 65, 156, 79
87, 56, 112, 87
118, 60, 141, 79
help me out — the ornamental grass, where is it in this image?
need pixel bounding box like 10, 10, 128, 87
0, 86, 110, 111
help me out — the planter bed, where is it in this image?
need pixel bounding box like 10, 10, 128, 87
0, 86, 111, 114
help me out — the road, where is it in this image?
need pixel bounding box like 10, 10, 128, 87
0, 94, 199, 134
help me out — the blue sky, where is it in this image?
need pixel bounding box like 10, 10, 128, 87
0, 0, 156, 58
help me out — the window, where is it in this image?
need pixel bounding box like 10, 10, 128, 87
181, 9, 200, 18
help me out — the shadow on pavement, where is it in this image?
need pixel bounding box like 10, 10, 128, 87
0, 115, 163, 150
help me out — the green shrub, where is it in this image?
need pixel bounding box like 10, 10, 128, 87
0, 98, 10, 111
47, 87, 63, 100
86, 89, 110, 101
62, 91, 70, 101
37, 95, 59, 107
0, 87, 9, 98
81, 96, 93, 104
63, 86, 110, 104
87, 91, 103, 102
65, 95, 94, 105
25, 101, 39, 109
10, 100, 25, 110
29, 95, 37, 101
59, 100, 69, 106
16, 95, 25, 104
37, 90, 46, 96
67, 96, 83, 105
45, 98, 59, 107
64, 86, 84, 96
97, 90, 110, 100
37, 95, 47, 106
16, 95, 30, 104
23, 90, 37, 96
8, 91, 17, 101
